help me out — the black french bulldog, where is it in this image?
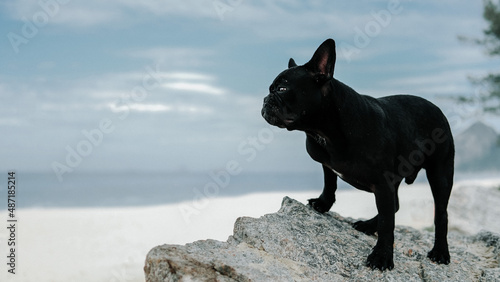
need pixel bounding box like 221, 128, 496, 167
261, 39, 454, 271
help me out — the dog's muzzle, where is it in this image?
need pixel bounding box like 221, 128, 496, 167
262, 94, 284, 126
262, 93, 297, 129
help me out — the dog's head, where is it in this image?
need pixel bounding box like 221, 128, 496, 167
261, 39, 336, 131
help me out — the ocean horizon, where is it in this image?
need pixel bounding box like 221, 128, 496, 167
8, 170, 498, 209
11, 170, 327, 208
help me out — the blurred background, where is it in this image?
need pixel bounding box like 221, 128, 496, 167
1, 1, 500, 281
1, 0, 499, 208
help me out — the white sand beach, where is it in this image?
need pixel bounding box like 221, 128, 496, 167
1, 178, 499, 282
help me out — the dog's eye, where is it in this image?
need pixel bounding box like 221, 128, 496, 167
277, 87, 287, 92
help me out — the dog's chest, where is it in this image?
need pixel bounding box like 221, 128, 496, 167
308, 133, 375, 192
312, 134, 328, 148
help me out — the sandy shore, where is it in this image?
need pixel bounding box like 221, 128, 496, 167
1, 178, 499, 281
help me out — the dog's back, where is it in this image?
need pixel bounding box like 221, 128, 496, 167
377, 95, 454, 162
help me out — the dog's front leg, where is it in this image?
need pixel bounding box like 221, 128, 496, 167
308, 165, 337, 213
366, 187, 395, 271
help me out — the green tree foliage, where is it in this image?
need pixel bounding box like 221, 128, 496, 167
482, 0, 500, 56
480, 0, 500, 113
460, 0, 500, 113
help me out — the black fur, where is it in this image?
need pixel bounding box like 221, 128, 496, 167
262, 39, 454, 271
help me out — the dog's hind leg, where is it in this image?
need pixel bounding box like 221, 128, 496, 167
353, 180, 401, 235
426, 158, 453, 264
353, 215, 378, 235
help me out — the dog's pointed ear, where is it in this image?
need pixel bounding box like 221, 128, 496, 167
288, 58, 297, 68
305, 39, 336, 78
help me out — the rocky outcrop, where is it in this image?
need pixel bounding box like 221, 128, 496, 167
145, 197, 500, 281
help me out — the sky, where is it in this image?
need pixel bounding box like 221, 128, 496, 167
1, 0, 499, 179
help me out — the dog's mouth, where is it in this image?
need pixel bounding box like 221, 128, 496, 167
262, 94, 298, 129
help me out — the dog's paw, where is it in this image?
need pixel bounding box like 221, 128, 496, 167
353, 218, 377, 235
366, 247, 394, 271
307, 198, 332, 213
427, 247, 450, 265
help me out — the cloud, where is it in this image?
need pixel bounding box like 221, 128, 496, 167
0, 117, 28, 126
124, 48, 214, 68
2, 0, 217, 27
0, 0, 415, 40
2, 0, 120, 27
0, 65, 228, 133
161, 82, 225, 96
108, 102, 213, 114
382, 69, 475, 97
160, 72, 215, 81
78, 69, 226, 99
434, 46, 494, 71
1, 0, 495, 174
53, 7, 122, 27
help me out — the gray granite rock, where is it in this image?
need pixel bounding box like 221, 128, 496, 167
145, 197, 500, 281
